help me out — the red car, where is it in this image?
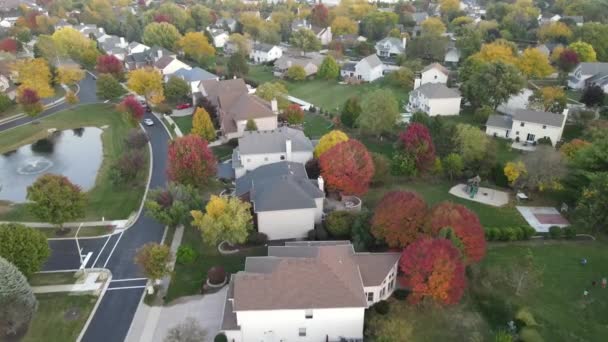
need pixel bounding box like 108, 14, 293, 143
176, 103, 192, 110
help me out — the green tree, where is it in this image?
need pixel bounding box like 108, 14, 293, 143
325, 211, 355, 238
456, 26, 483, 60
227, 52, 249, 78
191, 107, 216, 141
317, 56, 340, 80
164, 76, 190, 105
290, 29, 321, 54
0, 223, 50, 278
452, 124, 489, 165
358, 90, 399, 136
568, 41, 597, 62
134, 243, 172, 281
143, 22, 182, 51
407, 35, 449, 62
341, 96, 362, 128
573, 23, 608, 61
190, 195, 253, 246
256, 82, 289, 110
145, 183, 203, 228
96, 74, 125, 101
421, 17, 447, 36
286, 65, 306, 81
245, 119, 257, 131
0, 256, 37, 337
0, 93, 12, 112
26, 174, 87, 231
442, 153, 464, 180
460, 61, 525, 109
361, 11, 399, 41
387, 67, 414, 89
575, 172, 608, 233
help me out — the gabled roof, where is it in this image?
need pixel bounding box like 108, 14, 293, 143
341, 62, 356, 72
577, 62, 608, 75
173, 67, 217, 83
237, 127, 313, 155
422, 62, 449, 76
513, 109, 565, 127
412, 12, 429, 24
154, 55, 175, 69
485, 114, 513, 129
376, 37, 405, 53
360, 54, 382, 69
413, 83, 460, 99
252, 42, 277, 53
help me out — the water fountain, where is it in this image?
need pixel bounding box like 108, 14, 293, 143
16, 158, 54, 175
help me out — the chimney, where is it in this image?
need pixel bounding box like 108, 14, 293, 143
285, 139, 292, 161
402, 37, 407, 49
120, 37, 125, 46
414, 77, 421, 89
271, 98, 278, 114
318, 176, 324, 193
157, 49, 162, 59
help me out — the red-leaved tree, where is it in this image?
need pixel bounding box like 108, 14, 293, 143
167, 134, 217, 188
425, 202, 487, 264
154, 13, 172, 24
117, 95, 145, 125
371, 191, 429, 247
18, 88, 43, 118
319, 139, 374, 195
399, 123, 436, 172
311, 4, 329, 27
282, 104, 304, 124
558, 48, 579, 73
0, 38, 18, 53
96, 54, 124, 79
399, 238, 466, 305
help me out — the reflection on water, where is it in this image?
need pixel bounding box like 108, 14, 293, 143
0, 127, 103, 203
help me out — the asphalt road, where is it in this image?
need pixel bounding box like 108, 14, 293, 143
0, 74, 171, 342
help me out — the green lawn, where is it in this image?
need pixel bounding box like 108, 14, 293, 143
0, 85, 67, 120
22, 293, 96, 342
211, 144, 234, 160
172, 115, 193, 135
303, 112, 333, 139
0, 104, 149, 221
165, 225, 267, 302
29, 272, 77, 286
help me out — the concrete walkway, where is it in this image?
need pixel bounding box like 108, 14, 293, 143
0, 219, 129, 229
449, 184, 510, 207
33, 270, 108, 295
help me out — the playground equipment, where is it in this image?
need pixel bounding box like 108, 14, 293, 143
464, 175, 481, 198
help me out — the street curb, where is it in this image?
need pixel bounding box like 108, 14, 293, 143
158, 113, 176, 140
76, 268, 113, 342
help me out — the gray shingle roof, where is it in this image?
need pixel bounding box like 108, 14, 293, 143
376, 37, 405, 53
485, 114, 513, 129
173, 67, 217, 82
413, 83, 460, 99
253, 42, 276, 53
341, 62, 356, 72
513, 109, 565, 127
578, 62, 608, 75
361, 54, 382, 69
422, 62, 449, 76
237, 127, 313, 155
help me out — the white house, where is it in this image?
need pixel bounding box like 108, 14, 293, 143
444, 46, 461, 64
221, 241, 400, 342
154, 56, 191, 77
485, 109, 567, 146
407, 83, 461, 116
274, 53, 324, 77
232, 127, 314, 178
414, 62, 449, 88
127, 42, 149, 54
235, 162, 324, 240
208, 28, 229, 48
340, 54, 384, 82
312, 26, 332, 46
375, 37, 406, 57
249, 43, 283, 63
568, 62, 608, 90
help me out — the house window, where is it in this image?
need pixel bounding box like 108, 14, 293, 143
516, 131, 519, 136
520, 122, 525, 127
367, 292, 374, 302
380, 287, 386, 298
299, 328, 306, 337
305, 309, 313, 319
543, 125, 547, 129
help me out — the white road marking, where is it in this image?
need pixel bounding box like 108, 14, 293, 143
111, 278, 147, 283
103, 231, 124, 268
106, 285, 147, 291
92, 235, 112, 268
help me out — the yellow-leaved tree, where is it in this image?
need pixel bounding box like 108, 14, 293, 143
190, 195, 253, 246
537, 22, 572, 43
568, 41, 597, 62
178, 32, 216, 65
191, 107, 216, 141
331, 16, 358, 36
314, 130, 349, 158
517, 48, 554, 78
56, 65, 85, 86
12, 58, 54, 98
471, 40, 518, 65
127, 68, 164, 105
421, 17, 446, 36
504, 161, 527, 187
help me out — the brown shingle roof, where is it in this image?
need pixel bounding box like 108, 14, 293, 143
354, 253, 400, 287
422, 62, 450, 76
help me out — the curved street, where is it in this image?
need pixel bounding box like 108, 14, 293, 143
0, 74, 171, 342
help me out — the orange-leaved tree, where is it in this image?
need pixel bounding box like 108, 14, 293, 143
319, 139, 374, 195
371, 191, 428, 248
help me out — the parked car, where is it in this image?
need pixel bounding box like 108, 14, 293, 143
176, 103, 192, 110
143, 118, 154, 126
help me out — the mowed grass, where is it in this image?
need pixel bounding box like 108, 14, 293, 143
29, 272, 77, 286
22, 293, 96, 342
172, 115, 193, 135
303, 112, 333, 139
0, 104, 148, 221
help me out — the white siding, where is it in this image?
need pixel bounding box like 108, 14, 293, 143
363, 262, 399, 306
427, 97, 461, 116
235, 116, 278, 136
237, 151, 312, 177
234, 307, 365, 342
213, 33, 229, 48
485, 126, 510, 139
420, 68, 448, 85
511, 119, 563, 146
314, 197, 324, 224
250, 46, 283, 63
162, 60, 191, 76
256, 208, 315, 240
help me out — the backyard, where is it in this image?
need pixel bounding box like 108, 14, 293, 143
0, 104, 149, 221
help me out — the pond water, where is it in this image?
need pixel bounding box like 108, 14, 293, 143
0, 127, 103, 203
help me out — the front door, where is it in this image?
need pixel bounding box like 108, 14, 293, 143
506, 129, 510, 138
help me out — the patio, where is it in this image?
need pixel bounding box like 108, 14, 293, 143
516, 206, 570, 232
511, 141, 537, 151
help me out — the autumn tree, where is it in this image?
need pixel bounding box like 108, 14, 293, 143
311, 4, 329, 27
56, 65, 85, 86
167, 135, 217, 189
319, 139, 374, 195
317, 56, 340, 80
117, 95, 145, 125
17, 88, 43, 118
26, 174, 86, 231
560, 139, 590, 160
331, 16, 358, 36
538, 22, 572, 43
504, 161, 527, 187
282, 104, 304, 124
145, 182, 202, 228
358, 90, 399, 136
440, 0, 461, 21
557, 48, 579, 72
442, 153, 464, 180
290, 29, 321, 54
529, 86, 567, 113
65, 90, 79, 105
314, 130, 349, 158
471, 40, 518, 65
0, 38, 19, 53
227, 33, 252, 55
341, 96, 362, 128
12, 58, 54, 98
178, 32, 215, 66
421, 17, 446, 36
568, 41, 596, 62
190, 195, 253, 246
400, 123, 436, 172
127, 68, 164, 104
96, 54, 124, 79
96, 74, 125, 101
51, 27, 99, 67
387, 67, 415, 89
191, 107, 216, 141
425, 202, 487, 264
0, 256, 37, 337
361, 11, 399, 41
286, 65, 307, 81
371, 191, 428, 248
517, 48, 554, 78
460, 60, 525, 109
134, 243, 172, 281
256, 82, 288, 110
143, 22, 182, 50
399, 238, 466, 305
0, 223, 50, 278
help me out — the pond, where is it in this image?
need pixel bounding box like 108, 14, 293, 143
0, 127, 103, 203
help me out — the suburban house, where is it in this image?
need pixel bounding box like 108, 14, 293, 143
98, 35, 129, 60
235, 162, 324, 240
407, 83, 462, 116
340, 54, 384, 82
154, 56, 191, 77
74, 24, 106, 40
221, 241, 400, 342
172, 67, 218, 103
215, 18, 237, 32
124, 46, 175, 70
375, 37, 406, 57
414, 62, 449, 88
199, 78, 278, 138
127, 42, 149, 54
208, 28, 229, 48
444, 41, 461, 64
485, 109, 567, 146
0, 60, 16, 99
568, 62, 608, 90
274, 53, 324, 77
249, 43, 283, 63
411, 12, 429, 36
231, 127, 314, 178
291, 19, 332, 45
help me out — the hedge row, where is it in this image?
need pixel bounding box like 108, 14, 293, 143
548, 225, 577, 239
484, 226, 537, 241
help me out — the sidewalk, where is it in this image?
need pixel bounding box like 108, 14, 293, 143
0, 219, 128, 229
32, 270, 109, 295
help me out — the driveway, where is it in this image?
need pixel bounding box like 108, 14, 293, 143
152, 288, 227, 342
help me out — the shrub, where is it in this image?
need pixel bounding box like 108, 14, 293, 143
307, 229, 316, 241
125, 129, 149, 150
563, 226, 576, 239
371, 153, 390, 185
393, 289, 410, 301
373, 300, 390, 315
484, 227, 498, 241
391, 151, 417, 177
207, 266, 226, 285
325, 211, 354, 238
0, 223, 51, 277
247, 231, 268, 245
548, 226, 563, 239
522, 226, 536, 239
519, 327, 543, 342
214, 333, 228, 342
500, 227, 517, 241
176, 245, 197, 265
315, 225, 329, 240
537, 137, 552, 145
